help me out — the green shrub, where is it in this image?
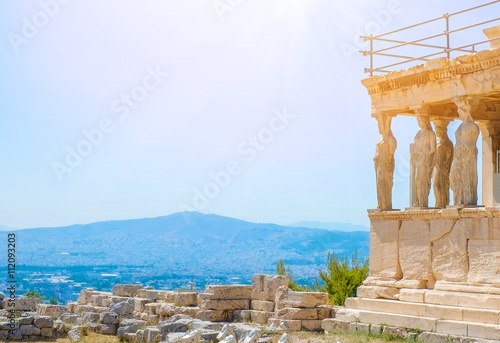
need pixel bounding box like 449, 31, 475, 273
49, 298, 59, 305
276, 259, 311, 291
315, 250, 369, 305
24, 291, 45, 300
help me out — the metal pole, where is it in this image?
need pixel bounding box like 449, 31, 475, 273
370, 34, 373, 77
445, 14, 450, 60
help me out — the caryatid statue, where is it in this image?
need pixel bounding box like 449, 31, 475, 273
374, 114, 397, 210
411, 109, 436, 208
432, 119, 453, 208
450, 96, 480, 205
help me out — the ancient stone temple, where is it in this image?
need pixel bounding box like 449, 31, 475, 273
342, 14, 500, 341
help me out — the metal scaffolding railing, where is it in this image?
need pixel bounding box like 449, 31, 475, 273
361, 0, 500, 76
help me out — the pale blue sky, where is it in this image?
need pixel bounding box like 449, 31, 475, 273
0, 0, 494, 229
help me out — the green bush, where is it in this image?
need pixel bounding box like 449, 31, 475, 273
276, 259, 311, 291
24, 291, 44, 299
315, 250, 369, 305
49, 298, 59, 305
276, 250, 369, 306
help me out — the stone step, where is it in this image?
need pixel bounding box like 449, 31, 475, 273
346, 297, 500, 325
354, 310, 500, 341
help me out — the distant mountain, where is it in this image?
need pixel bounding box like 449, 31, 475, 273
289, 220, 369, 232
0, 225, 16, 231
6, 212, 369, 288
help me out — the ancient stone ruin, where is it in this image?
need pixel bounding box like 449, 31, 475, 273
333, 19, 500, 341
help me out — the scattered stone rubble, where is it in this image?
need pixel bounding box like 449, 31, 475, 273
0, 275, 495, 342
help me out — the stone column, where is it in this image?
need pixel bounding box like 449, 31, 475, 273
432, 118, 453, 208
374, 113, 397, 210
410, 106, 436, 208
478, 120, 500, 206
450, 96, 480, 206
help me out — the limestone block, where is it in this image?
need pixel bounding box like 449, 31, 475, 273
61, 313, 80, 325
112, 284, 142, 297
468, 239, 500, 284
91, 293, 112, 306
110, 296, 132, 305
393, 279, 427, 289
33, 315, 54, 328
370, 324, 382, 335
252, 274, 289, 301
102, 298, 111, 307
157, 303, 175, 316
145, 303, 160, 315
334, 308, 359, 322
148, 314, 159, 325
234, 310, 252, 322
275, 287, 328, 308
36, 304, 68, 319
370, 220, 402, 278
217, 323, 234, 341
99, 323, 117, 335
278, 333, 290, 343
267, 318, 301, 331
19, 324, 40, 336
250, 310, 271, 324
181, 330, 201, 343
301, 320, 323, 331
240, 328, 261, 343
399, 220, 433, 280
357, 310, 437, 331
66, 301, 77, 313
18, 317, 33, 325
221, 334, 237, 343
356, 285, 399, 300
398, 289, 426, 303
425, 304, 462, 321
146, 290, 162, 301
430, 219, 468, 282
145, 327, 161, 342
100, 312, 119, 325
348, 298, 426, 317
205, 285, 252, 300
462, 308, 499, 324
110, 301, 134, 315
275, 307, 331, 320
200, 300, 250, 310
77, 289, 98, 304
82, 311, 100, 323
137, 289, 148, 298
195, 309, 234, 322
40, 327, 53, 337
198, 293, 212, 302
362, 277, 397, 287
134, 298, 151, 312
467, 322, 500, 340
321, 318, 350, 332
3, 298, 41, 311
424, 290, 459, 306
251, 300, 275, 312
175, 292, 198, 306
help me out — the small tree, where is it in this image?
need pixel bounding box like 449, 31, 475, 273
315, 250, 369, 306
49, 298, 59, 305
24, 291, 45, 300
276, 259, 311, 291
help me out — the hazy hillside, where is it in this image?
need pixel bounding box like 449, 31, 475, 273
289, 221, 369, 232
3, 212, 369, 301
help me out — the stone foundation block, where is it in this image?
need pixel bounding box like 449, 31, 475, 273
205, 285, 252, 300
200, 299, 250, 310
251, 300, 275, 312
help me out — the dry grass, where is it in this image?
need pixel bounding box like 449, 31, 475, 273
12, 329, 412, 343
